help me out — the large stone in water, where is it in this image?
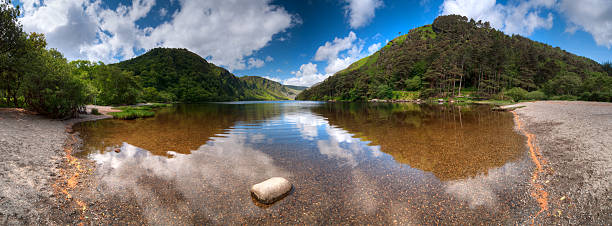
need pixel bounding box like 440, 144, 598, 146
250, 177, 292, 204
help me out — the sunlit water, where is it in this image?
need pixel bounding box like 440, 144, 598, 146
74, 101, 536, 224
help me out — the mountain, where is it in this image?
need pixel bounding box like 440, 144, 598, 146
114, 48, 299, 101
297, 15, 611, 102
284, 85, 308, 91
240, 76, 305, 100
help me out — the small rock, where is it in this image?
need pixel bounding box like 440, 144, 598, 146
250, 177, 292, 204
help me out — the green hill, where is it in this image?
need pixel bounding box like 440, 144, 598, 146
240, 76, 304, 100
297, 15, 611, 102
114, 48, 298, 101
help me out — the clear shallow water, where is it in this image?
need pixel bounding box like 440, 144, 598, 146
74, 101, 535, 224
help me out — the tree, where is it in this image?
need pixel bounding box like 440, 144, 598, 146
95, 65, 141, 105
0, 0, 23, 106
20, 35, 87, 118
544, 71, 582, 96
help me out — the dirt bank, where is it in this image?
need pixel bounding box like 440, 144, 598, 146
0, 108, 107, 224
507, 101, 612, 224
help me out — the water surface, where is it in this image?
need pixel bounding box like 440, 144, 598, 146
74, 101, 535, 224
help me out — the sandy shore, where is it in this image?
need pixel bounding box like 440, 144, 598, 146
506, 101, 612, 224
0, 108, 108, 224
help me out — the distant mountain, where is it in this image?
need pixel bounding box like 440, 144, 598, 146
284, 85, 308, 91
114, 48, 299, 101
297, 15, 610, 101
240, 76, 304, 100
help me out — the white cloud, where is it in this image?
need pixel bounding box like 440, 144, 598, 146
440, 0, 555, 36
343, 0, 383, 29
265, 56, 274, 62
314, 31, 366, 74
559, 0, 612, 48
261, 75, 282, 83
19, 0, 99, 60
18, 0, 296, 69
159, 8, 167, 17
143, 0, 295, 70
247, 58, 265, 69
282, 32, 380, 87
367, 42, 381, 54
284, 62, 329, 87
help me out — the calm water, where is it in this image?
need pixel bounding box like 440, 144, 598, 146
74, 101, 536, 224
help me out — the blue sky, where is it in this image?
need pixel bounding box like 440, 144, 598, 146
14, 0, 612, 86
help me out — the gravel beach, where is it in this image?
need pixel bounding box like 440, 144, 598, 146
0, 108, 108, 224
507, 101, 612, 224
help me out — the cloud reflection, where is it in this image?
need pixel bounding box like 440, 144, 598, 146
90, 133, 290, 224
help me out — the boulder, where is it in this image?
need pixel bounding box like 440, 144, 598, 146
250, 177, 292, 204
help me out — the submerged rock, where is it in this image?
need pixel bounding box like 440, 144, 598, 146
250, 177, 292, 204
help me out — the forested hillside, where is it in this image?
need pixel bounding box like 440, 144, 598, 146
115, 48, 246, 102
298, 15, 612, 102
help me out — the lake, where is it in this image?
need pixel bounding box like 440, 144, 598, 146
73, 101, 537, 224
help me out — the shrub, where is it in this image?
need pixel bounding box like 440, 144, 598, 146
90, 108, 101, 115
525, 90, 546, 100
21, 48, 88, 119
375, 85, 393, 99
504, 87, 528, 102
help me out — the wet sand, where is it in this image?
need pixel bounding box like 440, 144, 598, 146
506, 101, 612, 224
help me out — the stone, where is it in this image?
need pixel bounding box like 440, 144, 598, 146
250, 177, 292, 204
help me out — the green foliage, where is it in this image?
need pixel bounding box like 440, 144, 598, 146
504, 87, 528, 101
525, 90, 547, 100
550, 95, 578, 101
375, 84, 393, 99
115, 48, 245, 102
544, 71, 582, 96
579, 71, 612, 102
405, 76, 421, 91
109, 106, 155, 120
90, 108, 101, 115
94, 65, 141, 105
392, 91, 420, 100
19, 34, 88, 118
240, 76, 302, 100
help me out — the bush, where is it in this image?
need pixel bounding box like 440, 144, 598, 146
90, 108, 101, 115
525, 90, 546, 100
21, 48, 88, 119
405, 76, 421, 91
375, 84, 393, 99
504, 87, 528, 102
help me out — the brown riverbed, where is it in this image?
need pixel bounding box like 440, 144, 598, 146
69, 102, 538, 224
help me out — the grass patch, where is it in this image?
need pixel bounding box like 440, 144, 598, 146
109, 103, 172, 120
149, 103, 172, 108
109, 106, 155, 120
